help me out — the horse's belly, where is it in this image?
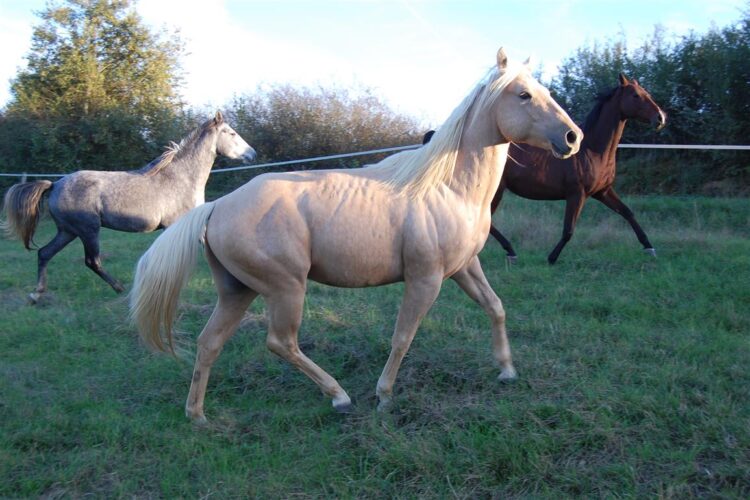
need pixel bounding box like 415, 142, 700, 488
508, 181, 565, 200
101, 211, 160, 232
308, 231, 403, 287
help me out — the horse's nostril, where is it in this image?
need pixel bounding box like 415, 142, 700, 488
565, 130, 578, 146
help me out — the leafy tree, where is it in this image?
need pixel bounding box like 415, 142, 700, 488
1, 0, 187, 172
549, 8, 750, 194
229, 85, 421, 163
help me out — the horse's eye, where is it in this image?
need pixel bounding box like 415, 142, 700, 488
519, 91, 531, 101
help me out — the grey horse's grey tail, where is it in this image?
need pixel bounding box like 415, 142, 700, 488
1, 180, 54, 249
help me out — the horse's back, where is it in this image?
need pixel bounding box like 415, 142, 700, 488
208, 167, 492, 289
49, 170, 162, 232
208, 169, 410, 288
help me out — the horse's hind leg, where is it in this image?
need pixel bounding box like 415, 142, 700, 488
30, 229, 76, 303
265, 286, 352, 412
79, 231, 124, 292
186, 249, 258, 423
593, 188, 656, 256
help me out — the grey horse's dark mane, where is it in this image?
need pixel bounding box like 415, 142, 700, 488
140, 119, 217, 177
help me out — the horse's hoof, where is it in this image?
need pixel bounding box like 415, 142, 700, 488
192, 417, 209, 427
189, 414, 208, 426
498, 367, 518, 383
506, 255, 518, 265
332, 393, 352, 414
28, 292, 41, 304
376, 398, 393, 413
333, 402, 354, 414
644, 248, 657, 258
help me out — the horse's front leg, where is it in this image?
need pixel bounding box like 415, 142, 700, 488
451, 256, 516, 381
80, 230, 125, 293
489, 224, 518, 262
376, 274, 442, 412
547, 190, 586, 264
488, 184, 517, 260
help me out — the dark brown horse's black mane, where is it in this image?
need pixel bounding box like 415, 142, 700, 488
583, 85, 619, 133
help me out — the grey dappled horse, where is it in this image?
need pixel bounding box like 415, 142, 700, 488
2, 111, 256, 303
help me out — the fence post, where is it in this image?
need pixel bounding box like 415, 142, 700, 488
21, 173, 27, 183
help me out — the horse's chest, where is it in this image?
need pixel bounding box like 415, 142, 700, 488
579, 158, 616, 195
585, 167, 616, 194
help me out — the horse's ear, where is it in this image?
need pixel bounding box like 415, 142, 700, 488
496, 47, 508, 71
214, 111, 224, 124
523, 55, 533, 67
618, 73, 629, 86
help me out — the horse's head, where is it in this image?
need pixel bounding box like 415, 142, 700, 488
617, 74, 667, 130
492, 48, 582, 159
212, 111, 257, 162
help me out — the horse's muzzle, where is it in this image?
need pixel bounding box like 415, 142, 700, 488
243, 148, 258, 163
652, 110, 667, 131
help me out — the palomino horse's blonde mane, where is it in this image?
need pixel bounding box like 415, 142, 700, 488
377, 62, 525, 198
142, 121, 213, 177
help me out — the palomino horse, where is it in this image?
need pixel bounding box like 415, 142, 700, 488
130, 48, 582, 422
489, 74, 666, 263
2, 112, 256, 303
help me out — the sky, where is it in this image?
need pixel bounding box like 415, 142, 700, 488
0, 0, 746, 125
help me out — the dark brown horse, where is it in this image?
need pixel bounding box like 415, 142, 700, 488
489, 74, 666, 264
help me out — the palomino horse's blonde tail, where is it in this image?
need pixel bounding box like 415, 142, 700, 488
1, 180, 53, 249
129, 202, 216, 355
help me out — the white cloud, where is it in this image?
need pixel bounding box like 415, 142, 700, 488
137, 0, 357, 110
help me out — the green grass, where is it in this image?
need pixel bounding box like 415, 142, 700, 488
1, 194, 749, 497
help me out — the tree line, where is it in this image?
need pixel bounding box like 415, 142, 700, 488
1, 0, 748, 195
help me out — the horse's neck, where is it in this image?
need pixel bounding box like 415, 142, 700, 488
162, 134, 217, 191
584, 97, 626, 167
449, 111, 509, 210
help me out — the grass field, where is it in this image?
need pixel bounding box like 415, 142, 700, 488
1, 194, 749, 498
